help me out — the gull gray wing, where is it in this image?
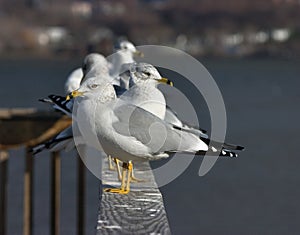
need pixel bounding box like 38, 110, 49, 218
112, 104, 208, 154
165, 105, 208, 138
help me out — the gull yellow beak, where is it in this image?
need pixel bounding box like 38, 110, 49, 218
158, 77, 173, 86
134, 50, 144, 57
66, 90, 85, 100
66, 94, 71, 100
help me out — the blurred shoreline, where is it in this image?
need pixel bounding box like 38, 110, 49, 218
1, 0, 300, 60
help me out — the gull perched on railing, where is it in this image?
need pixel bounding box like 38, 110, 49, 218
70, 76, 206, 193
35, 43, 244, 191
35, 59, 243, 173
69, 71, 244, 194
67, 61, 244, 194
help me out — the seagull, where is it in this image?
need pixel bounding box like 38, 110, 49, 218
65, 68, 83, 94
71, 77, 210, 194
64, 40, 142, 94
37, 61, 243, 161
69, 66, 244, 193
36, 53, 113, 152
109, 40, 144, 79
80, 53, 111, 84
37, 52, 244, 188
117, 63, 208, 138
114, 63, 242, 155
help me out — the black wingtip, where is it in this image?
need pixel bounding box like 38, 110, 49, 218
199, 128, 207, 134
38, 98, 53, 103
28, 145, 44, 155
28, 148, 38, 155
221, 149, 238, 158
236, 145, 245, 151
222, 142, 245, 151
48, 94, 65, 101
48, 94, 56, 98
195, 148, 239, 158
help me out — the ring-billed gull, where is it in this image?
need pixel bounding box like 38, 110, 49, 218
70, 75, 242, 194
37, 61, 243, 159
64, 40, 141, 94
116, 63, 209, 137
37, 53, 244, 187
109, 40, 143, 79
114, 63, 243, 153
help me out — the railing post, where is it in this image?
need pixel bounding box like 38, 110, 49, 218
0, 150, 8, 235
50, 151, 61, 235
77, 154, 85, 235
23, 148, 34, 235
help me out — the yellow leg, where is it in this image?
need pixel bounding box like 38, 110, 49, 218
114, 160, 140, 183
114, 158, 122, 181
108, 155, 115, 171
103, 162, 131, 194
115, 161, 146, 183
109, 156, 123, 182
129, 161, 146, 182
125, 162, 133, 192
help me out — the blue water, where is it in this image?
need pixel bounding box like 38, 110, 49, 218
159, 59, 300, 235
1, 58, 300, 234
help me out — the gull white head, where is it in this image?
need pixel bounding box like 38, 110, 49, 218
82, 53, 110, 80
71, 76, 116, 102
109, 40, 144, 78
115, 40, 144, 58
125, 63, 173, 87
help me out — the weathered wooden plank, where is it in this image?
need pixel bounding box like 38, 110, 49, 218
0, 108, 37, 118
97, 158, 171, 235
50, 151, 61, 235
0, 109, 66, 147
0, 151, 8, 235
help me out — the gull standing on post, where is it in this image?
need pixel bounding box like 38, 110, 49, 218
70, 78, 209, 194
70, 63, 244, 193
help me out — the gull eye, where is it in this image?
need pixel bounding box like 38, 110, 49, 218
90, 84, 99, 89
143, 72, 151, 76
